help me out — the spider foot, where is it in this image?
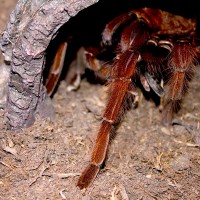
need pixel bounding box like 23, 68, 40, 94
77, 164, 99, 190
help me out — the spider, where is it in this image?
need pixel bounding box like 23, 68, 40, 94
45, 7, 200, 189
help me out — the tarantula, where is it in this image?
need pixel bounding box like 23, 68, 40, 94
45, 7, 199, 189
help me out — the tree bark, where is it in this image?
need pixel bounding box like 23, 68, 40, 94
0, 0, 99, 130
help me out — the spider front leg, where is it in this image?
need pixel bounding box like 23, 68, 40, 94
77, 50, 141, 189
77, 14, 153, 189
162, 40, 196, 125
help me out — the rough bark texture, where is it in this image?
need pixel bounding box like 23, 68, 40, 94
0, 0, 99, 130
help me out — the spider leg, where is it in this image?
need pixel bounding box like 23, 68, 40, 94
162, 40, 196, 125
77, 50, 141, 189
45, 42, 68, 96
66, 46, 112, 91
77, 17, 152, 189
102, 11, 136, 46
65, 47, 89, 92
84, 47, 112, 81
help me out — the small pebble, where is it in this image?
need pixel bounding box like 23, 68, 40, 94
170, 155, 191, 171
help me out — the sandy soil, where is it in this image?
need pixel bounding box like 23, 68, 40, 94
0, 1, 200, 200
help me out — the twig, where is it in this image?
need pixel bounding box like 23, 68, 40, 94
173, 138, 200, 147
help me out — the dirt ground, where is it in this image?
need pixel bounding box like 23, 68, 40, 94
0, 1, 200, 200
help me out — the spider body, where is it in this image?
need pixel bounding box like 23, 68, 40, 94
45, 7, 199, 189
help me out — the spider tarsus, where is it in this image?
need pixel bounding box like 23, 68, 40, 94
77, 164, 99, 189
